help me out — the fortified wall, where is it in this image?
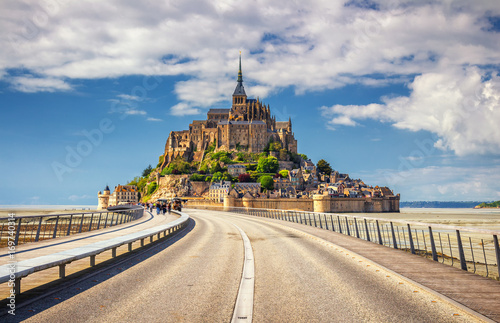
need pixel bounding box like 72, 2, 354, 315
186, 195, 400, 213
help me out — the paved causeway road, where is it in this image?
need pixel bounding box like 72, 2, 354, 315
12, 209, 488, 322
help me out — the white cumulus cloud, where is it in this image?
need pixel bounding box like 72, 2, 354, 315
321, 67, 500, 156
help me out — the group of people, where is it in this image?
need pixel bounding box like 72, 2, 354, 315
151, 202, 171, 215
138, 201, 174, 215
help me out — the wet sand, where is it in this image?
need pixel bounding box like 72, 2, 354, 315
348, 208, 500, 232
0, 206, 97, 218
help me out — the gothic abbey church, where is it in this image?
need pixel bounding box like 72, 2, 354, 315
160, 55, 298, 169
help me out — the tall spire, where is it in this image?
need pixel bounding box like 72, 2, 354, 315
238, 51, 243, 83
233, 51, 246, 96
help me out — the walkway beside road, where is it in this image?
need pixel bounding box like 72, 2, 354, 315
0, 209, 179, 298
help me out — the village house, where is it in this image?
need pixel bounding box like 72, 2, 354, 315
209, 181, 231, 202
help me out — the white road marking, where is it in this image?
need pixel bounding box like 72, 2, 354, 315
231, 224, 255, 323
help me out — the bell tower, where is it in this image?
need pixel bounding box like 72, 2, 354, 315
230, 52, 247, 121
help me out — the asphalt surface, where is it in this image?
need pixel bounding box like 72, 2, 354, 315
7, 209, 486, 322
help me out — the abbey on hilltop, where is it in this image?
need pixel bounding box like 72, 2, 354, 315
160, 54, 297, 169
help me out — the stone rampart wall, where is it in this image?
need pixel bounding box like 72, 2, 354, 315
220, 195, 400, 213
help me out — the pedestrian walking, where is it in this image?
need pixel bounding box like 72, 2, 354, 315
156, 202, 160, 215
162, 203, 167, 215
167, 202, 171, 214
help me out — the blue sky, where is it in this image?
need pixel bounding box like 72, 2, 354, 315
1, 0, 500, 205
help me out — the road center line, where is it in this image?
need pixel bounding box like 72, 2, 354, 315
231, 224, 255, 323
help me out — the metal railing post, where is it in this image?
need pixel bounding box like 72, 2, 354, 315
34, 217, 43, 242
14, 218, 22, 246
318, 214, 323, 229
88, 213, 94, 231
345, 217, 350, 236
79, 214, 85, 233
376, 220, 383, 245
96, 213, 102, 230
429, 227, 438, 261
456, 230, 467, 271
330, 215, 335, 232
337, 216, 342, 234
493, 235, 500, 279
104, 212, 110, 228
66, 215, 73, 236
324, 214, 328, 230
364, 219, 370, 242
407, 224, 415, 254
390, 222, 398, 249
313, 214, 318, 227
354, 218, 360, 238
52, 216, 60, 238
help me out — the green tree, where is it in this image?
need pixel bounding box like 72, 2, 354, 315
205, 140, 216, 153
189, 174, 206, 182
246, 164, 257, 172
147, 182, 157, 195
257, 156, 279, 173
162, 157, 191, 175
210, 162, 222, 174
142, 164, 153, 177
199, 163, 209, 174
317, 159, 333, 174
279, 149, 289, 161
211, 171, 223, 182
137, 177, 148, 191
157, 155, 164, 168
222, 172, 232, 182
279, 170, 289, 178
299, 153, 308, 161
260, 175, 274, 190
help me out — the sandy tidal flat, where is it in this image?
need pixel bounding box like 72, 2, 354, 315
0, 205, 97, 218
349, 208, 500, 232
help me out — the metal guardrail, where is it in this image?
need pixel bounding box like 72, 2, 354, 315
0, 206, 144, 248
189, 205, 500, 281
0, 210, 190, 295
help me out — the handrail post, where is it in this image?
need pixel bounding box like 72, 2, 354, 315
88, 213, 94, 231
79, 214, 85, 233
390, 222, 398, 249
324, 215, 328, 230
330, 215, 335, 232
354, 218, 360, 238
96, 212, 102, 230
429, 227, 438, 261
456, 230, 467, 271
364, 219, 370, 242
318, 214, 323, 229
337, 216, 342, 234
34, 217, 43, 242
376, 220, 383, 245
407, 224, 415, 254
14, 218, 22, 246
104, 212, 110, 228
345, 217, 350, 236
313, 214, 317, 227
53, 215, 60, 238
66, 215, 73, 236
493, 235, 500, 279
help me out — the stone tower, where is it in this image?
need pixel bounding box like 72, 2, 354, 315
97, 185, 110, 210
231, 52, 247, 121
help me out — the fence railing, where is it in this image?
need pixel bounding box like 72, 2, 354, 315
0, 210, 189, 296
189, 205, 500, 281
0, 206, 144, 248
